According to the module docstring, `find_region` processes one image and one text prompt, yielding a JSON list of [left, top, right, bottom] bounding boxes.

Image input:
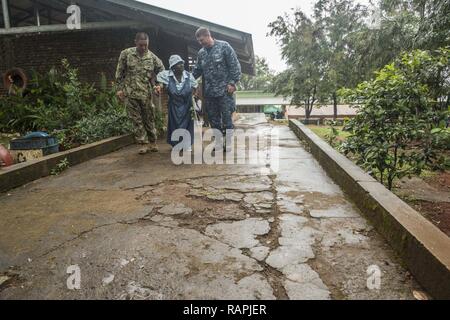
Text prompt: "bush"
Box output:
[[339, 48, 450, 190], [0, 59, 168, 150], [323, 120, 340, 147], [0, 60, 97, 134], [73, 104, 133, 144], [51, 158, 70, 176]]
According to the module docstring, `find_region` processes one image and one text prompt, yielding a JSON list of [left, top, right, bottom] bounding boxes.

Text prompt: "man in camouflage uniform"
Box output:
[[116, 32, 165, 154], [193, 27, 241, 152]]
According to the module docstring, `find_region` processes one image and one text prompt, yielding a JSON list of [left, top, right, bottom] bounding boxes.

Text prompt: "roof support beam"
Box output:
[[1, 0, 11, 28], [33, 1, 41, 27], [0, 20, 146, 35]]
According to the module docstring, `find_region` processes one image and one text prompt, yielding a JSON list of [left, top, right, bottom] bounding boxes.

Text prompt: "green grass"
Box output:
[[307, 126, 446, 182], [307, 125, 350, 142], [419, 169, 438, 179]]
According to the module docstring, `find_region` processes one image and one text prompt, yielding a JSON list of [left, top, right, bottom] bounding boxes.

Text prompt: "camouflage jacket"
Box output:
[[193, 40, 241, 98], [115, 47, 165, 100]]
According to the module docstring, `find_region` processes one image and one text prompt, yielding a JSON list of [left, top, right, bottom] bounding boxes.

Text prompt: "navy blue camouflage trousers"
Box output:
[[204, 94, 236, 134]]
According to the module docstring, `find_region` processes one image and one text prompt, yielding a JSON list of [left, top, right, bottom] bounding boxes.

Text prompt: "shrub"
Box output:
[[73, 104, 133, 144], [50, 158, 70, 176], [323, 120, 340, 147], [1, 59, 165, 149], [0, 60, 98, 134], [339, 48, 450, 190]]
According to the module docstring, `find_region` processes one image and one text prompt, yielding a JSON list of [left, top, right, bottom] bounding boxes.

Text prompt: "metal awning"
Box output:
[[0, 0, 255, 75]]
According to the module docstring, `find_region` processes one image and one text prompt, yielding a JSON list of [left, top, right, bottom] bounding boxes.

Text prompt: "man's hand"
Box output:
[[116, 90, 125, 101], [227, 84, 237, 95], [153, 85, 162, 96], [193, 88, 199, 99]]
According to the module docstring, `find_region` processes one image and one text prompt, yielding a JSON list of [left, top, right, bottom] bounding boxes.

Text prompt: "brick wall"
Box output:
[[0, 27, 194, 127], [0, 28, 161, 92], [0, 27, 206, 143]]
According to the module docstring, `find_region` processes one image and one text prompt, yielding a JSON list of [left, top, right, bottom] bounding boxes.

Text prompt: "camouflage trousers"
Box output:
[[124, 96, 157, 144], [204, 94, 236, 134]]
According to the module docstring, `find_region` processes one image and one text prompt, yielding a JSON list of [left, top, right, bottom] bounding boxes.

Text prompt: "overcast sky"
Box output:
[[139, 0, 318, 72]]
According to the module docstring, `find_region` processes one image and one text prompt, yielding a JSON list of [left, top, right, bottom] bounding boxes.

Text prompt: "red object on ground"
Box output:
[[0, 145, 13, 167]]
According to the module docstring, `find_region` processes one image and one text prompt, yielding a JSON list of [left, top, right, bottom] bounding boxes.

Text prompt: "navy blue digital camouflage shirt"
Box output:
[[193, 40, 242, 98]]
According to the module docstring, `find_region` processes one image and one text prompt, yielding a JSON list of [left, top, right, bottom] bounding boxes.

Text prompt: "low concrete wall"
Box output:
[[289, 119, 450, 300], [0, 134, 134, 193]]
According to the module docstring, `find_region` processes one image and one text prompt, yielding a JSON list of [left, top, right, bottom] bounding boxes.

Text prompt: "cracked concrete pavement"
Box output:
[[0, 114, 423, 300]]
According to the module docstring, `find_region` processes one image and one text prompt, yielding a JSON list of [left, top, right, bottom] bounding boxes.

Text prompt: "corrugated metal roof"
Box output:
[[104, 0, 255, 74], [1, 0, 255, 74]]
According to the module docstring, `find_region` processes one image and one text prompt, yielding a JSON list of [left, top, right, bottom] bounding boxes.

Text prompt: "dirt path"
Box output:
[[395, 173, 450, 237]]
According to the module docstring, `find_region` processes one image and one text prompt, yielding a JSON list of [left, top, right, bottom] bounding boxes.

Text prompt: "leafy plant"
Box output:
[[73, 104, 133, 145], [268, 10, 324, 119], [239, 56, 276, 91], [51, 158, 70, 176], [324, 120, 340, 147], [339, 48, 450, 190], [0, 60, 97, 134], [0, 60, 136, 149]]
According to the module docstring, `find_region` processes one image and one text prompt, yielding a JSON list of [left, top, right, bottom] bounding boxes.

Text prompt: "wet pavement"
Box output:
[[0, 114, 421, 300]]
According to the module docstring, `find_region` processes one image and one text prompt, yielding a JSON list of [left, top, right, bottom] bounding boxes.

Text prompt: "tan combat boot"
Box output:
[[138, 145, 150, 155], [149, 142, 159, 153]]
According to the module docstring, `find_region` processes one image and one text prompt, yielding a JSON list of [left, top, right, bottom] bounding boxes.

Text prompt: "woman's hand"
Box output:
[[153, 85, 162, 96]]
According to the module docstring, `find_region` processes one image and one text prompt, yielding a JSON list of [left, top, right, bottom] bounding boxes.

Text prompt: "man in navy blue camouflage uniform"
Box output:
[[193, 27, 241, 151]]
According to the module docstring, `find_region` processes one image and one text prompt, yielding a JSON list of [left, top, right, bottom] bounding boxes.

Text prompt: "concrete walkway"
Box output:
[[0, 114, 421, 299]]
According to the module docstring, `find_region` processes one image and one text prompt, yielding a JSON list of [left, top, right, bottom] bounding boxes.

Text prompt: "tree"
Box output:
[[314, 0, 368, 119], [239, 56, 275, 91], [350, 0, 450, 80], [340, 48, 450, 190], [349, 1, 419, 81], [268, 0, 449, 121], [268, 2, 369, 119], [268, 9, 326, 119], [412, 0, 450, 50]]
